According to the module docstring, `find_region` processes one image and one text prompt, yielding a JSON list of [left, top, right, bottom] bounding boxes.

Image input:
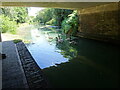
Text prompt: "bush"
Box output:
[[61, 18, 72, 33], [62, 10, 79, 36], [46, 18, 56, 25], [0, 15, 17, 34]]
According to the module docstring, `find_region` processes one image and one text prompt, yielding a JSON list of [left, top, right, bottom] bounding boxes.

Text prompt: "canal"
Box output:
[[21, 25, 119, 88]]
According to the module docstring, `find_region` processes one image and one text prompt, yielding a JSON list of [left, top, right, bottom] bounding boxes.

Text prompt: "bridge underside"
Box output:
[[0, 2, 120, 44], [1, 2, 111, 9]]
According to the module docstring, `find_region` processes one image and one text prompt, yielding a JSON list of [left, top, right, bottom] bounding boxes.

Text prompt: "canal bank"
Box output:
[[2, 41, 49, 88]]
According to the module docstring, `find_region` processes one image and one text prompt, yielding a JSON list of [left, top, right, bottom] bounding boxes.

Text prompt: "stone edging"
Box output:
[[15, 42, 49, 88]]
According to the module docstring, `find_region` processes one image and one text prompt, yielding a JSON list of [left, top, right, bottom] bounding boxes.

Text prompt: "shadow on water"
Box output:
[[43, 36, 119, 88], [43, 38, 119, 88], [25, 26, 119, 88]]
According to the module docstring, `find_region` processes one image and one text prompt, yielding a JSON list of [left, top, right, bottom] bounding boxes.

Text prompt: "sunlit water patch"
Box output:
[[26, 28, 69, 69]]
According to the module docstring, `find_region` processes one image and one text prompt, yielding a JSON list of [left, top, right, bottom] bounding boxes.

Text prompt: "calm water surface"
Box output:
[[24, 26, 119, 88]]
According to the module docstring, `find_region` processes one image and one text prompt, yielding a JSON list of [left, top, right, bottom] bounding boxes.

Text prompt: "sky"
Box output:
[[28, 7, 45, 16]]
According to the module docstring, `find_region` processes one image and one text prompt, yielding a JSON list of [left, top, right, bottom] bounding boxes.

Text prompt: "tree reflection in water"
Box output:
[[55, 36, 78, 60]]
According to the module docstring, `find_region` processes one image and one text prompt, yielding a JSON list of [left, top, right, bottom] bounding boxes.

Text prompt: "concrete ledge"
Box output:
[[2, 41, 28, 88]]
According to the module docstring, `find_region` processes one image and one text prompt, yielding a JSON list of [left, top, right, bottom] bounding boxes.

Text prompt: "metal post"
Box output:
[[0, 2, 2, 90], [0, 32, 1, 42]]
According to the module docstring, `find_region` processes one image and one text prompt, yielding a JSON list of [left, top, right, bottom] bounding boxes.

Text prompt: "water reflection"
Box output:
[[25, 26, 119, 88], [26, 27, 69, 69], [56, 38, 78, 60]]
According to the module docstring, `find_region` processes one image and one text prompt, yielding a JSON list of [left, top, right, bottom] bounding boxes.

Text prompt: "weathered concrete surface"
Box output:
[[77, 2, 120, 44], [1, 2, 112, 10], [2, 41, 28, 88]]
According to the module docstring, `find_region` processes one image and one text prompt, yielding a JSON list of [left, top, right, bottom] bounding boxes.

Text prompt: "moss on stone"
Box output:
[[13, 39, 22, 44]]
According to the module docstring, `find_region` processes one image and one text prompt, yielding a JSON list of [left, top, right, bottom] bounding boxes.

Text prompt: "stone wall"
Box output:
[[77, 2, 120, 44]]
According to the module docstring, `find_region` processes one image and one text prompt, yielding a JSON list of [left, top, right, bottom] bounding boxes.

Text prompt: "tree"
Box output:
[[13, 7, 28, 23], [62, 10, 79, 36], [0, 7, 28, 23], [34, 8, 53, 24], [52, 9, 73, 26], [0, 15, 17, 34], [34, 8, 73, 26], [0, 7, 28, 34]]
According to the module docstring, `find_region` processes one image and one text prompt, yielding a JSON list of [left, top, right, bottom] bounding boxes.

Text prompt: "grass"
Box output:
[[13, 39, 22, 44]]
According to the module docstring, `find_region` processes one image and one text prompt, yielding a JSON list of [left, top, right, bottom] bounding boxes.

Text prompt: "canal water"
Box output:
[[23, 25, 119, 88]]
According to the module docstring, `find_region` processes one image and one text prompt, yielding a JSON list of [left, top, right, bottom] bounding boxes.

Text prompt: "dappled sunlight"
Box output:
[[1, 23, 33, 42], [1, 33, 21, 41]]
